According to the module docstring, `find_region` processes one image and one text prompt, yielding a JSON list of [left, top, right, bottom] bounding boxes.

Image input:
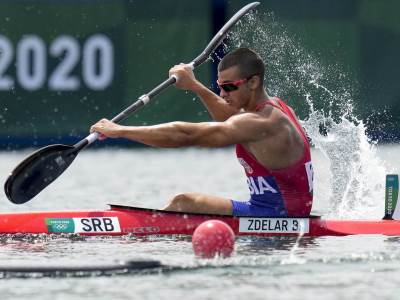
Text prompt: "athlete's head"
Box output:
[[217, 48, 265, 108], [218, 48, 265, 86]]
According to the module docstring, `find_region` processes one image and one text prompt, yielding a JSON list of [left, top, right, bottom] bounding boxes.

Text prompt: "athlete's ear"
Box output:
[[248, 75, 261, 90]]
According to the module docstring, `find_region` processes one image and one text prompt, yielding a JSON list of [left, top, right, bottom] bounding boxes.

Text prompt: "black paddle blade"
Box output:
[[4, 144, 77, 204]]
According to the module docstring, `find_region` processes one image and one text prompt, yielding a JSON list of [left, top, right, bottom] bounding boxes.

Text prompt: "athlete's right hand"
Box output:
[[169, 64, 200, 91]]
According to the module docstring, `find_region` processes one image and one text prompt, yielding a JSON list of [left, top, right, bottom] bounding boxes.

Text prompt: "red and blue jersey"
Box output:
[[235, 98, 313, 217]]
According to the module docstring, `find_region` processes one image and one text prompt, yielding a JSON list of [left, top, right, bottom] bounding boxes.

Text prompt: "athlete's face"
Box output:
[[217, 66, 250, 110]]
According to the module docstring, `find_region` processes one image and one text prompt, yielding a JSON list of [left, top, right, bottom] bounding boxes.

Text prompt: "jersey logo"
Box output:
[[238, 157, 253, 174], [305, 161, 313, 193], [247, 176, 278, 195]]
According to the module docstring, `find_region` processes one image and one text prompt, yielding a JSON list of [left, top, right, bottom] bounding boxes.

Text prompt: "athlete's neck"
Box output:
[[244, 89, 270, 112]]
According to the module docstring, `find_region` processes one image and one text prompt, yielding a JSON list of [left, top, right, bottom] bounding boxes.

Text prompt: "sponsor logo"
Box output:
[[55, 156, 66, 167], [45, 217, 121, 234], [123, 226, 160, 234], [239, 218, 309, 233]]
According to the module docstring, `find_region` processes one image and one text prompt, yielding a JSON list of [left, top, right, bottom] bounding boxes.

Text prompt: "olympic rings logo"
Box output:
[[46, 219, 74, 232], [53, 223, 69, 230]]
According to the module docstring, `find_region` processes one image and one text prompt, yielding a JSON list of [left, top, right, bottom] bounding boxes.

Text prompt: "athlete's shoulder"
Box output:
[[256, 102, 290, 125]]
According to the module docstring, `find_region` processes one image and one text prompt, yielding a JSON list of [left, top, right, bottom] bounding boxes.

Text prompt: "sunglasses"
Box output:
[[216, 74, 258, 92]]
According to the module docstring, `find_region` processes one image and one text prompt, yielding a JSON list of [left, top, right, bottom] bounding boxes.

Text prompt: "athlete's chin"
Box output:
[[231, 103, 241, 110], [226, 100, 237, 108]]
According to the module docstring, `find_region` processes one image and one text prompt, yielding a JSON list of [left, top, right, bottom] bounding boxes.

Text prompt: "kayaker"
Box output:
[[90, 48, 313, 217]]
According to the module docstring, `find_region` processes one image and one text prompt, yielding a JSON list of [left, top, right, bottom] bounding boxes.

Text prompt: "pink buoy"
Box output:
[[192, 220, 235, 258]]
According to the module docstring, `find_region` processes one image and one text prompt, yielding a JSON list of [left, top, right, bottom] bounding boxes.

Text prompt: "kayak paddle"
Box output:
[[4, 2, 260, 204]]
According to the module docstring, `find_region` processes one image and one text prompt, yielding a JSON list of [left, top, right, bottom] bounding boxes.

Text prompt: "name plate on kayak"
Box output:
[[239, 217, 310, 234], [45, 217, 121, 234]]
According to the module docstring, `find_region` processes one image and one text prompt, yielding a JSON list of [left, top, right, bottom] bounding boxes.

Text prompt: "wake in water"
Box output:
[[227, 12, 388, 219]]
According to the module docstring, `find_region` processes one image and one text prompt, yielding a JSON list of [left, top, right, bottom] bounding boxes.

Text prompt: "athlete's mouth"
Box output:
[[224, 98, 232, 105]]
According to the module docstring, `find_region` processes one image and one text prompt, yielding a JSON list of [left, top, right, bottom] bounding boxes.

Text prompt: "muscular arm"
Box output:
[[91, 110, 281, 148], [191, 82, 239, 122]]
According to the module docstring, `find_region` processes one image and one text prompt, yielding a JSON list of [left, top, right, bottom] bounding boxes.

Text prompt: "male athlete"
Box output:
[[90, 48, 313, 217]]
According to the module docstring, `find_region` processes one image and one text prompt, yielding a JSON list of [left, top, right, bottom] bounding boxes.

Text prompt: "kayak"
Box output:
[[1, 203, 400, 237], [1, 174, 398, 237]]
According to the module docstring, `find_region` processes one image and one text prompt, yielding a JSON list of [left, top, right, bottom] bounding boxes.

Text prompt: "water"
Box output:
[[0, 146, 399, 300]]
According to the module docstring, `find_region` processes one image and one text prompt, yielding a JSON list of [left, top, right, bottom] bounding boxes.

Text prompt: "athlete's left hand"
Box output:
[[90, 118, 123, 140]]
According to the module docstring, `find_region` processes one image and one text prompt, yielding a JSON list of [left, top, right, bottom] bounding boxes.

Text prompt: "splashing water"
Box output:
[[281, 220, 308, 265], [227, 12, 388, 218]]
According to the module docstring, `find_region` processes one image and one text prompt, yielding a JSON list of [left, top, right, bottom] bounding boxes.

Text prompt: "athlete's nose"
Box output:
[[219, 88, 228, 97]]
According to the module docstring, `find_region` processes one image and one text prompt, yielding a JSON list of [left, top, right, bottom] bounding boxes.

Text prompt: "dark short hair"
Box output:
[[218, 48, 265, 81]]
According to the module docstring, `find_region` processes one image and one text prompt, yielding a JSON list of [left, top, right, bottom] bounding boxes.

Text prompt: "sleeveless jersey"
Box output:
[[236, 97, 313, 216]]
